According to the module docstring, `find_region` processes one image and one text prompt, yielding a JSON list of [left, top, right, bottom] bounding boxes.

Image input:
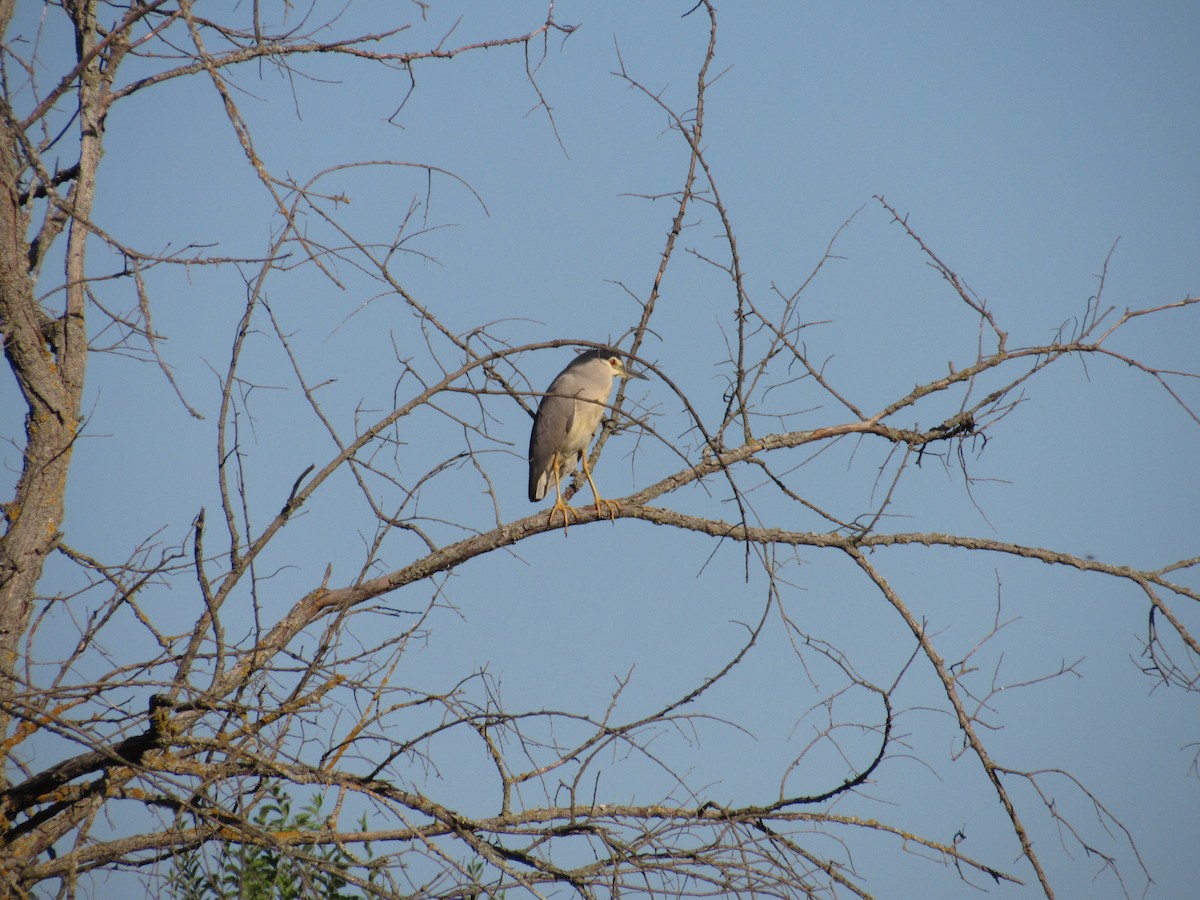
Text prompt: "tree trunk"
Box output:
[[0, 0, 97, 792]]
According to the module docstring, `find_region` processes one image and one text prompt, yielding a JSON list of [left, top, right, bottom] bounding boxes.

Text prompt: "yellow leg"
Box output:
[[545, 456, 578, 534], [581, 453, 620, 522]]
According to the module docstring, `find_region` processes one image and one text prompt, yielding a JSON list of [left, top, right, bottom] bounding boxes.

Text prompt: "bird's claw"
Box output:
[[546, 499, 578, 534], [594, 498, 620, 522]]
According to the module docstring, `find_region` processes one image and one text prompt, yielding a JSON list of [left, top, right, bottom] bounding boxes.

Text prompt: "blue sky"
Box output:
[[8, 1, 1199, 897]]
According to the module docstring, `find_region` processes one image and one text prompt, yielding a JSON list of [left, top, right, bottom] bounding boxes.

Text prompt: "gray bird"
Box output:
[[528, 348, 647, 533]]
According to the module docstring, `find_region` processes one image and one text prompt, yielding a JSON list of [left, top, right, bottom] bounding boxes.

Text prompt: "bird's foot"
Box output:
[[594, 498, 621, 523], [546, 498, 578, 534]]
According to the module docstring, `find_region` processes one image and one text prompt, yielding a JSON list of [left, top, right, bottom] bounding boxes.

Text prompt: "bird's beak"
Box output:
[[624, 368, 649, 381]]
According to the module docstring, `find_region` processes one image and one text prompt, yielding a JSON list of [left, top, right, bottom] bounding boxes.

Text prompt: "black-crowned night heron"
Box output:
[[528, 348, 647, 533]]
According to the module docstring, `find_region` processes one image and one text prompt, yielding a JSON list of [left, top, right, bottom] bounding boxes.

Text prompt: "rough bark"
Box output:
[[0, 0, 100, 792]]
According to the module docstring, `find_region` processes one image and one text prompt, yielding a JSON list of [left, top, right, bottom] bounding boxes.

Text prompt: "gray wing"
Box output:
[[528, 385, 578, 502]]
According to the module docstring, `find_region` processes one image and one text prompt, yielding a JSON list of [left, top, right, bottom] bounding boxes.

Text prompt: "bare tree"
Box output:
[[1, 2, 1196, 898]]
